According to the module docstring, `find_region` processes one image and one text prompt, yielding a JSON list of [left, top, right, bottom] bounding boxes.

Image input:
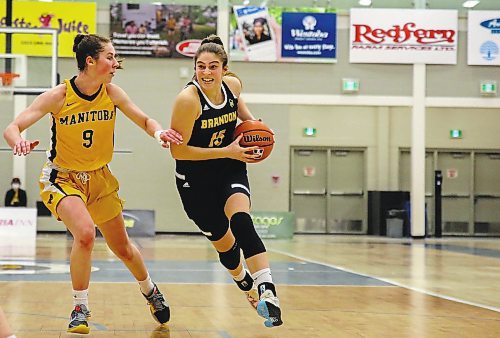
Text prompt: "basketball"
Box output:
[[234, 120, 275, 162]]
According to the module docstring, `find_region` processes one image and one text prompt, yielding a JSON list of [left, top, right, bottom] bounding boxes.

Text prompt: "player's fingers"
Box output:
[[161, 130, 183, 144], [17, 140, 29, 156], [243, 145, 259, 153], [234, 133, 243, 142]]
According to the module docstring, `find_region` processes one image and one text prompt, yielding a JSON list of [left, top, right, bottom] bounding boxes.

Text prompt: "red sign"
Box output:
[[176, 39, 202, 57]]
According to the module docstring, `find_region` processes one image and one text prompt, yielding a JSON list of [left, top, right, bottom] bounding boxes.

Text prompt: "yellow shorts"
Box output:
[[39, 161, 124, 224]]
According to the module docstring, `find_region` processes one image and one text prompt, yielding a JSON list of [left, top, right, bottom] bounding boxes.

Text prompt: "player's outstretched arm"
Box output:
[[107, 83, 182, 147], [3, 85, 64, 156]]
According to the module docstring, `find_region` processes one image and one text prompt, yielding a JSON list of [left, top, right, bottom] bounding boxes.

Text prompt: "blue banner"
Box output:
[[281, 12, 336, 59]]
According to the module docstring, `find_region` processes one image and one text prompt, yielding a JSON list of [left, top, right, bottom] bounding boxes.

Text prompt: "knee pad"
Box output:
[[230, 212, 266, 259], [218, 242, 241, 270]]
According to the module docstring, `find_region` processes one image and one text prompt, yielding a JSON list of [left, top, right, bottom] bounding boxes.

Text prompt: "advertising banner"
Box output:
[[0, 208, 37, 258], [230, 6, 337, 63], [349, 8, 458, 64], [110, 3, 217, 58], [122, 209, 155, 237], [0, 1, 96, 57], [468, 11, 500, 65], [251, 211, 295, 239], [281, 12, 336, 59]]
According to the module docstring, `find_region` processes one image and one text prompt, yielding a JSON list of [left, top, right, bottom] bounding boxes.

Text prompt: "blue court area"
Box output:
[[424, 243, 500, 259], [0, 259, 390, 286]]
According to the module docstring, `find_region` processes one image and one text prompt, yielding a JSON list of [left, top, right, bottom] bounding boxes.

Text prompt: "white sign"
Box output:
[[468, 11, 500, 65], [349, 8, 458, 64], [0, 208, 37, 258]]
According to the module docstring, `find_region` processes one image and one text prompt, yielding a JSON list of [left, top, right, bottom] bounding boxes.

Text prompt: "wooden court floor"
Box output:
[[1, 234, 500, 337]]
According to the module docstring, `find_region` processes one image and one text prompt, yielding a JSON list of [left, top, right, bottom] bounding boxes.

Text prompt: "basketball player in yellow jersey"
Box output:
[[3, 34, 183, 334]]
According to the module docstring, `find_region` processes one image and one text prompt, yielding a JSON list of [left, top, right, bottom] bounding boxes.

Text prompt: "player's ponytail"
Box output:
[[73, 34, 86, 53], [201, 34, 224, 48], [195, 34, 228, 67]]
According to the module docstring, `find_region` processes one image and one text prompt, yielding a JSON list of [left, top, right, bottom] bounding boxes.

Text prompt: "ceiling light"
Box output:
[[462, 1, 480, 8], [359, 0, 372, 6]]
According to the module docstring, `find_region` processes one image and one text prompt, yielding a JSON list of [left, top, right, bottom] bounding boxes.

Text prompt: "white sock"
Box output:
[[72, 289, 89, 308], [251, 268, 273, 287], [138, 275, 155, 295], [6, 335, 17, 338], [233, 268, 247, 282]]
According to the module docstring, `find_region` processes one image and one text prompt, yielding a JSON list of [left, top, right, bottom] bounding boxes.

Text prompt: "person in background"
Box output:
[[244, 17, 272, 45], [4, 177, 27, 207]]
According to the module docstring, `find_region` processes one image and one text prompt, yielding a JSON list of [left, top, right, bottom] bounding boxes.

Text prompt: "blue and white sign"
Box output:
[[468, 11, 500, 65], [281, 12, 336, 61]]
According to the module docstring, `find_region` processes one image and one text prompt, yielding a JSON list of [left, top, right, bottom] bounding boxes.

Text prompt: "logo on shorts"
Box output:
[[183, 182, 190, 188], [48, 194, 54, 204]]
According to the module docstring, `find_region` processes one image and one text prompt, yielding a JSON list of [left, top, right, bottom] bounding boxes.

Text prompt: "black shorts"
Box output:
[[175, 170, 251, 241]]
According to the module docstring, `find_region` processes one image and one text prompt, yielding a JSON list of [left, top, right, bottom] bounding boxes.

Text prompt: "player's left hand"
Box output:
[[13, 139, 39, 156]]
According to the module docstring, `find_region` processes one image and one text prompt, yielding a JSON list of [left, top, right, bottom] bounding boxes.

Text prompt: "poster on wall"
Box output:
[[110, 3, 217, 58], [467, 11, 500, 66], [0, 1, 96, 57], [349, 8, 458, 64], [230, 6, 337, 63]]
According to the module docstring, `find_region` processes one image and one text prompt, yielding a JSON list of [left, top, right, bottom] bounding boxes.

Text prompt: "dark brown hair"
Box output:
[[194, 34, 228, 67], [73, 34, 112, 71]]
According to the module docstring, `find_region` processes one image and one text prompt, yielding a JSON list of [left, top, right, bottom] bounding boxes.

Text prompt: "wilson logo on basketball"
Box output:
[[243, 134, 272, 143]]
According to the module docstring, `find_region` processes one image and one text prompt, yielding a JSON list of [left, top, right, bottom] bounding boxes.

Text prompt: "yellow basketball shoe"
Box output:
[[67, 304, 91, 334], [142, 283, 170, 324]]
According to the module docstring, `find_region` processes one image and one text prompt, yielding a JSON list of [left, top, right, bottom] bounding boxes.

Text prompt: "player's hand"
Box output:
[[13, 139, 39, 156], [155, 129, 183, 148], [228, 134, 260, 163]]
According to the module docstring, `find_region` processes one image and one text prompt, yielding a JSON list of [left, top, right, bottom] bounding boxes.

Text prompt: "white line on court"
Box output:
[[268, 248, 500, 314]]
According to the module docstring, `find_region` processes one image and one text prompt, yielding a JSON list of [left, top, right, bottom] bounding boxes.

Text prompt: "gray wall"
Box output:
[[1, 8, 499, 232]]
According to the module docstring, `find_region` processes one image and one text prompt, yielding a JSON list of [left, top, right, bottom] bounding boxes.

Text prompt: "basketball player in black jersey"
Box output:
[[167, 35, 282, 327]]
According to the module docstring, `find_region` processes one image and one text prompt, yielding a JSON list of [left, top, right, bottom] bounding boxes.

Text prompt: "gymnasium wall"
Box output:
[[1, 8, 499, 232]]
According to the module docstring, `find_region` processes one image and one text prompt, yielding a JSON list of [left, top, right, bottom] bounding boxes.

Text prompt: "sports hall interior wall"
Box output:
[[0, 8, 499, 232]]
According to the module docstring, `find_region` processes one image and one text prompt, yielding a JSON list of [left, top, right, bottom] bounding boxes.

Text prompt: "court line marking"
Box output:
[[269, 248, 500, 314]]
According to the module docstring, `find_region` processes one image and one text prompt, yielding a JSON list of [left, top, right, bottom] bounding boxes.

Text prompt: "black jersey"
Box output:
[[176, 80, 245, 181]]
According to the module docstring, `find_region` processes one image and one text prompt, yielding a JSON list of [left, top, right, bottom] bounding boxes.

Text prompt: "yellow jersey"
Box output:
[[47, 77, 116, 171]]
